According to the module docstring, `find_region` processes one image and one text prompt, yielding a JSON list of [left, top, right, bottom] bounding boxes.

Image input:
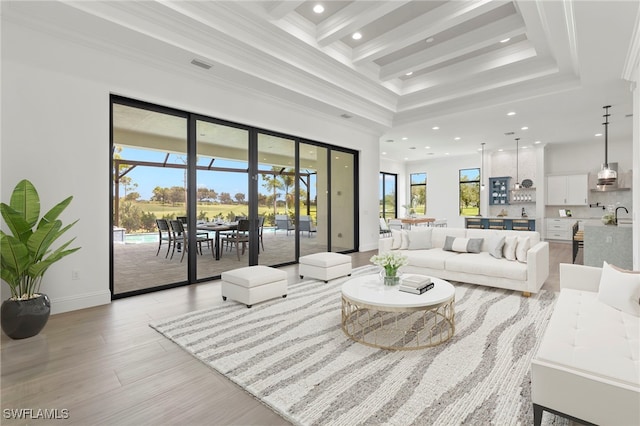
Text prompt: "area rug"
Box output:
[[150, 266, 564, 426]]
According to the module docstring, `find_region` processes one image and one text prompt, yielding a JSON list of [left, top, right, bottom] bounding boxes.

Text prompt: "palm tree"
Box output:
[[262, 167, 283, 216], [281, 168, 295, 214]]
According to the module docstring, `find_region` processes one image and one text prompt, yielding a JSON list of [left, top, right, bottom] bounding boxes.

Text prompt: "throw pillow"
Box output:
[[390, 229, 402, 250], [406, 228, 433, 250], [503, 236, 517, 261], [515, 236, 530, 263], [443, 236, 483, 253], [598, 261, 640, 317], [487, 234, 505, 259], [399, 230, 409, 250]]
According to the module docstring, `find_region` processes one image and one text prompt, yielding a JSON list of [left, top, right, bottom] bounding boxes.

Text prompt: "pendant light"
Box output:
[[514, 138, 520, 189], [596, 105, 617, 190], [480, 143, 486, 190]]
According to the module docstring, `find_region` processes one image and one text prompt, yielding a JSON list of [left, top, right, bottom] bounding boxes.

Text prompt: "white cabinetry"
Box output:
[[546, 174, 588, 205], [545, 218, 575, 241]]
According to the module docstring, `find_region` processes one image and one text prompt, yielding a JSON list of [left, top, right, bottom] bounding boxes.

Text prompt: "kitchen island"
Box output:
[[583, 221, 633, 269], [465, 217, 536, 231]]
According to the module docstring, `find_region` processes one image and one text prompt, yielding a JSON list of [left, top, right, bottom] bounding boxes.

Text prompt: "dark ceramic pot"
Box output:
[[1, 294, 51, 339]]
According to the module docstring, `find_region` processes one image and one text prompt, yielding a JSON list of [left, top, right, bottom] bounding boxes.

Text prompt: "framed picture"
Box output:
[[559, 209, 567, 217]]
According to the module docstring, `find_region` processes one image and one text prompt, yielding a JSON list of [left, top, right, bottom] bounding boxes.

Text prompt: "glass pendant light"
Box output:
[[596, 105, 617, 190]]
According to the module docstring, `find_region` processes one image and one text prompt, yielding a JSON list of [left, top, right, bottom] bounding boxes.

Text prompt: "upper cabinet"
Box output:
[[489, 176, 510, 205], [546, 174, 588, 205]]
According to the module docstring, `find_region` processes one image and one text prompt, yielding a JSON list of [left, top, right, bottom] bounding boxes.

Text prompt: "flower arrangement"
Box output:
[[370, 252, 408, 277]]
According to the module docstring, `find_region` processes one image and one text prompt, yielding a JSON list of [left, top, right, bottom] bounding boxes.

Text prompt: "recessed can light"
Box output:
[[405, 71, 413, 76], [507, 111, 516, 116], [521, 126, 529, 130], [382, 152, 387, 155], [425, 146, 431, 149], [454, 137, 461, 141], [313, 4, 324, 14], [500, 38, 511, 43], [498, 149, 504, 152], [352, 32, 362, 40], [432, 126, 439, 130], [402, 137, 408, 140], [595, 133, 602, 137], [534, 140, 541, 144]]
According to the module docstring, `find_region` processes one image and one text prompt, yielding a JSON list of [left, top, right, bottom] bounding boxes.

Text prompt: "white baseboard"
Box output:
[[359, 242, 379, 252], [50, 290, 111, 315]]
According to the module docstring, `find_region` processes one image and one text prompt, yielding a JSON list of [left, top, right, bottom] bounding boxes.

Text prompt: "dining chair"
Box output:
[[169, 220, 213, 262], [387, 219, 403, 231], [379, 218, 392, 237], [221, 219, 251, 260], [155, 219, 173, 258]]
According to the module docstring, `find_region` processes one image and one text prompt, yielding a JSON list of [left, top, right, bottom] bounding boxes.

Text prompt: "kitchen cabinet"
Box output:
[[489, 176, 510, 205], [546, 174, 588, 205], [545, 218, 576, 240]]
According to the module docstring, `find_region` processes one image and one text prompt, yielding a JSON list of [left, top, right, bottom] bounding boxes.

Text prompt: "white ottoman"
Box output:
[[299, 252, 352, 283], [221, 265, 288, 308]]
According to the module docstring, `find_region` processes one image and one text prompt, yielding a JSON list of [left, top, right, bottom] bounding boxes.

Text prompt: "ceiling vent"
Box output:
[[190, 59, 212, 69], [504, 131, 515, 136], [340, 113, 353, 119]]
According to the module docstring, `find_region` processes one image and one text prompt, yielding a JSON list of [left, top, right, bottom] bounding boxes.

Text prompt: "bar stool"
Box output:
[[488, 219, 506, 230], [466, 218, 484, 229], [512, 219, 531, 231]]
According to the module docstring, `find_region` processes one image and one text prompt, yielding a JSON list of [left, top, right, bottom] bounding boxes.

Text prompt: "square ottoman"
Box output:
[[221, 265, 288, 308], [299, 252, 352, 283]]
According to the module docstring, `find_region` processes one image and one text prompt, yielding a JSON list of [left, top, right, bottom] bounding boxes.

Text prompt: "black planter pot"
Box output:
[[1, 294, 51, 339]]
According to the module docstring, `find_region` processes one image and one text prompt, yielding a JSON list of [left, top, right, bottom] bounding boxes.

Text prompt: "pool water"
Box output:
[[125, 233, 159, 244]]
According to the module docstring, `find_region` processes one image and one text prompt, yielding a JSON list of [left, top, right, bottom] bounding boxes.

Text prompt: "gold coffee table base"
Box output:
[[341, 296, 455, 350]]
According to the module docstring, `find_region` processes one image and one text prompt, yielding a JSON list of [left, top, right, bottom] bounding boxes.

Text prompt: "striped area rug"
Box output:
[[150, 266, 565, 426]]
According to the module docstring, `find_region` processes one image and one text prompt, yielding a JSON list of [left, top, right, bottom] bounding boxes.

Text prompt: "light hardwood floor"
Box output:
[[1, 242, 576, 425]]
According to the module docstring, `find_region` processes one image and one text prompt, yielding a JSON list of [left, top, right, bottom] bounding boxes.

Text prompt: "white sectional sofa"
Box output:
[[378, 227, 549, 295], [531, 263, 640, 425]]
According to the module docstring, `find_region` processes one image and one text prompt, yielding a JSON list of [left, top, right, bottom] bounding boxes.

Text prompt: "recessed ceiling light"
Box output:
[[521, 126, 529, 130], [534, 140, 541, 144], [432, 126, 439, 130], [402, 137, 408, 140], [352, 32, 362, 40], [313, 4, 324, 14], [507, 111, 516, 116], [500, 38, 511, 43], [522, 146, 529, 149], [404, 157, 409, 161], [426, 37, 434, 43], [382, 152, 387, 155], [405, 71, 413, 76], [498, 149, 504, 152], [425, 146, 431, 149], [595, 133, 602, 137], [445, 152, 450, 155], [454, 137, 461, 141]]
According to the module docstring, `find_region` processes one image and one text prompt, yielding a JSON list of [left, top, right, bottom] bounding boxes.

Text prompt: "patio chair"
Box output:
[[169, 220, 213, 262], [275, 215, 294, 235], [298, 215, 317, 237], [388, 219, 403, 231], [221, 219, 251, 260], [155, 219, 173, 258]]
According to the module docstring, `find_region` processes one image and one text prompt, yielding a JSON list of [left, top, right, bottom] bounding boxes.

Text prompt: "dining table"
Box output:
[[197, 222, 238, 260], [400, 217, 435, 229]]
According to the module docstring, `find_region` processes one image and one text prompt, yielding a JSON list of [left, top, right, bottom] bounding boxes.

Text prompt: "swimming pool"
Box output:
[[125, 233, 159, 244]]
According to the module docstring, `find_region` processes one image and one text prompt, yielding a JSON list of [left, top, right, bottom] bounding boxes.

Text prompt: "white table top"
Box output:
[[341, 274, 455, 309]]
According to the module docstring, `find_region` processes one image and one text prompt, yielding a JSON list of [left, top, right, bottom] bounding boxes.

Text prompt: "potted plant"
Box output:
[[370, 252, 408, 286], [0, 179, 80, 339]]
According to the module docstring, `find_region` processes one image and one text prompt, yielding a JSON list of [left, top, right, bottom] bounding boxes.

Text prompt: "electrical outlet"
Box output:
[[72, 270, 80, 280], [605, 236, 613, 243]]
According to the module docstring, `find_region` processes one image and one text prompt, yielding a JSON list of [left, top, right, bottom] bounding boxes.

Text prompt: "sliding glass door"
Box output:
[[111, 96, 358, 298]]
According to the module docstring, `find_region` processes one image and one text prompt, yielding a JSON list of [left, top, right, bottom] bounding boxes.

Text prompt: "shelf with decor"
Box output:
[[489, 176, 510, 205], [511, 188, 536, 203]]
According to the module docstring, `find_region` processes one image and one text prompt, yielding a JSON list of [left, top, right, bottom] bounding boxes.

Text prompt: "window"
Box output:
[[459, 168, 480, 216], [409, 173, 426, 215], [379, 172, 397, 219]]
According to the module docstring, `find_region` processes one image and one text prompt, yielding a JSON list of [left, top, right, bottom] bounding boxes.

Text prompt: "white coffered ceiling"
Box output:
[[4, 1, 638, 161]]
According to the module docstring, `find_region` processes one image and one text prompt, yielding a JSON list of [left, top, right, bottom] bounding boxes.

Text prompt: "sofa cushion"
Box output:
[[445, 252, 528, 281], [406, 228, 432, 250], [391, 229, 409, 250], [487, 233, 505, 259], [404, 248, 459, 270], [431, 228, 467, 249], [515, 236, 530, 263], [503, 235, 517, 260], [535, 288, 639, 387], [598, 261, 640, 317]]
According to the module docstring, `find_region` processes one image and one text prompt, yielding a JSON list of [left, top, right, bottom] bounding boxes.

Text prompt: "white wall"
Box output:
[[406, 154, 481, 228], [1, 21, 381, 312]]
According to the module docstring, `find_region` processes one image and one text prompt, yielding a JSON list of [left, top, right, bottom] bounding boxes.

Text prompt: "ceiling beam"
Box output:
[[352, 0, 507, 64], [266, 1, 305, 20], [379, 13, 526, 81], [316, 1, 410, 47]]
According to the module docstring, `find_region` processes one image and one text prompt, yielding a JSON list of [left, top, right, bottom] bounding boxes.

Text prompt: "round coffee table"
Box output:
[[341, 274, 455, 350]]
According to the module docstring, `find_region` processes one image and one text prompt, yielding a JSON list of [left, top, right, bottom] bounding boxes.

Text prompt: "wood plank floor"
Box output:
[[1, 242, 576, 425]]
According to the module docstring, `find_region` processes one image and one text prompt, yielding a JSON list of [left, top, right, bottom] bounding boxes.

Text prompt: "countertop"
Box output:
[[473, 216, 537, 220]]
